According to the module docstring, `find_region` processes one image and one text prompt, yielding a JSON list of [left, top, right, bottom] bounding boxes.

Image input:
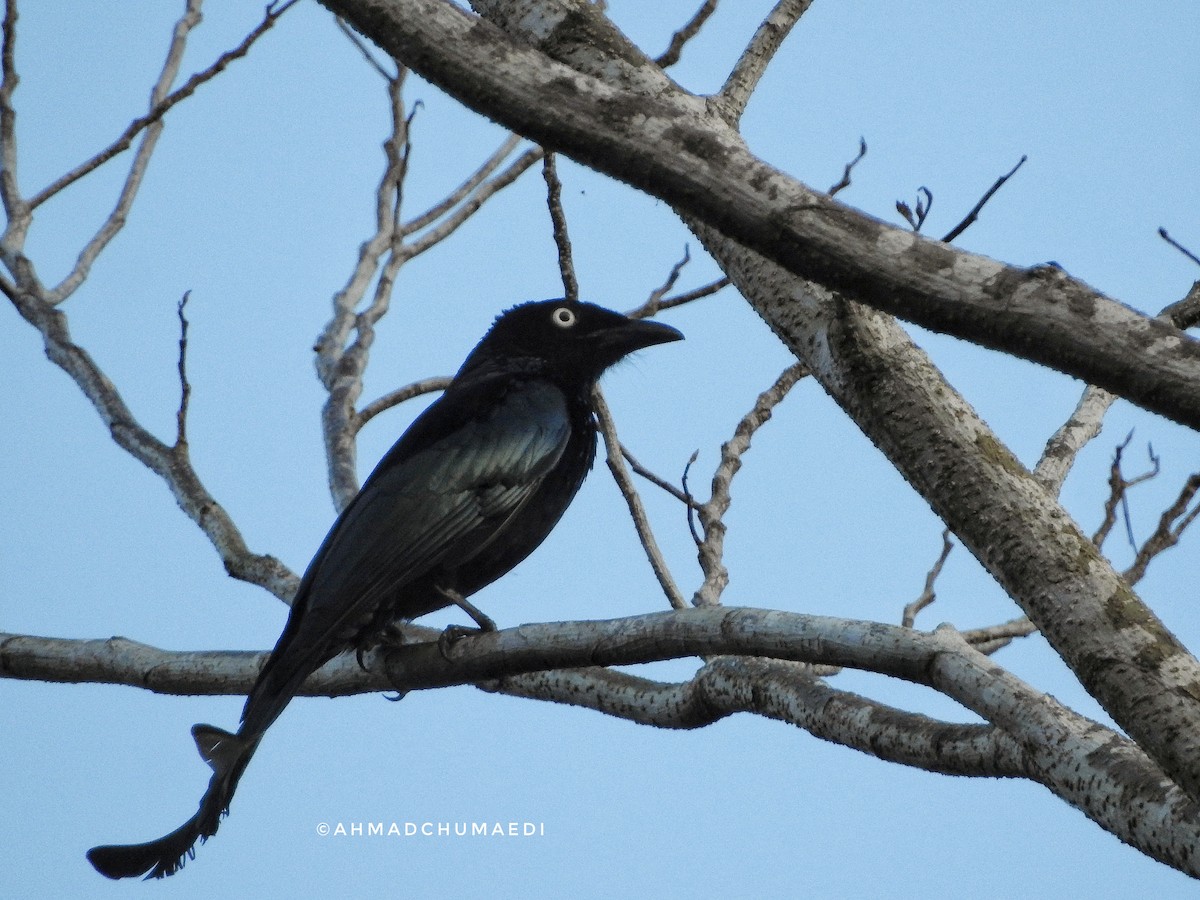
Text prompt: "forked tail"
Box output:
[[86, 724, 256, 880]]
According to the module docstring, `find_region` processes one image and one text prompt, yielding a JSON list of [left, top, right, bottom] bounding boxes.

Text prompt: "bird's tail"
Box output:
[[86, 724, 257, 880]]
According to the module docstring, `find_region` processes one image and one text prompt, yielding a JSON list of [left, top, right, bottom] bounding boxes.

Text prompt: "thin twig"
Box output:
[[627, 272, 730, 320], [683, 450, 702, 544], [901, 529, 953, 628], [175, 292, 192, 448], [28, 1, 296, 212], [402, 134, 527, 235], [542, 152, 578, 302], [655, 0, 718, 68], [1159, 228, 1200, 269], [694, 363, 808, 606], [621, 444, 697, 507], [941, 155, 1027, 243], [403, 147, 543, 258], [336, 15, 394, 79], [896, 187, 932, 233], [593, 388, 688, 610], [1092, 433, 1159, 549], [828, 137, 867, 197], [356, 376, 452, 431], [716, 0, 814, 124], [637, 246, 690, 317], [1123, 473, 1200, 586]]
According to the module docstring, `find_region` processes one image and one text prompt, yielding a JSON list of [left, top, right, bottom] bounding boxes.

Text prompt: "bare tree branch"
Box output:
[[336, 13, 394, 79], [330, 0, 1200, 434], [694, 362, 807, 607], [542, 151, 578, 302], [961, 616, 1037, 655], [1124, 473, 1200, 586], [902, 529, 953, 628], [1034, 282, 1200, 495], [1092, 433, 1159, 550], [0, 0, 22, 220], [941, 155, 1027, 243], [828, 137, 866, 197], [402, 145, 543, 256], [356, 375, 452, 431], [716, 0, 814, 124], [1159, 227, 1200, 269], [896, 186, 932, 232], [174, 292, 193, 448], [593, 388, 687, 610], [402, 133, 526, 234], [620, 444, 696, 507], [655, 0, 718, 68], [625, 245, 730, 319], [31, 1, 295, 213]]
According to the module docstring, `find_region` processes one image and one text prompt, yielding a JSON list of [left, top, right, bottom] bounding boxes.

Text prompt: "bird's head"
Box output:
[[459, 299, 683, 385]]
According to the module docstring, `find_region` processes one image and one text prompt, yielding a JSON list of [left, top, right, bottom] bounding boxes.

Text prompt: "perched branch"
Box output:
[[694, 362, 807, 607], [10, 607, 1198, 875], [828, 137, 866, 197], [593, 388, 687, 610], [941, 155, 1027, 243], [655, 0, 718, 68], [902, 529, 953, 628], [542, 151, 578, 302]]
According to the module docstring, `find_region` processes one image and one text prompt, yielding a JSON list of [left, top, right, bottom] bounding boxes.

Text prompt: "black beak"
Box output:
[[597, 317, 684, 359]]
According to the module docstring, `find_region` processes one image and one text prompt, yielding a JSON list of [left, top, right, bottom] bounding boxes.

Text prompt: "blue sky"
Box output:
[[3, 2, 1199, 897]]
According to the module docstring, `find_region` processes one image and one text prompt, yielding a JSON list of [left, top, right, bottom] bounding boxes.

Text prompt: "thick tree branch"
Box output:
[[403, 0, 1200, 807], [9, 605, 1200, 875], [325, 0, 1200, 434]]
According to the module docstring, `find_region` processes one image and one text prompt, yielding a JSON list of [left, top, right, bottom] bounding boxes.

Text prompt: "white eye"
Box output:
[[551, 306, 577, 328]]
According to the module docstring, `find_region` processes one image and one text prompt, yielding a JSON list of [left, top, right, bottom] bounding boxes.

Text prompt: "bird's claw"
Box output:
[[437, 624, 484, 660]]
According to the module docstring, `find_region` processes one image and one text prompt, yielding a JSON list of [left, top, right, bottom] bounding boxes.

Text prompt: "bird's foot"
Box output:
[[437, 624, 484, 660], [435, 586, 497, 632]]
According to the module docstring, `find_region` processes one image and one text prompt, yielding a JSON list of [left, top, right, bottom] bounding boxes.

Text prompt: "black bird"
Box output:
[[87, 299, 681, 879]]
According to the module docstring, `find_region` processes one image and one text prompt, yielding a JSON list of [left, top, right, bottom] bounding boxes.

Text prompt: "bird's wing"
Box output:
[[309, 377, 571, 612], [240, 376, 570, 732]]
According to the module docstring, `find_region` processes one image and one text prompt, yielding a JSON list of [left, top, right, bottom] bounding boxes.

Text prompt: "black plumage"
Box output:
[[87, 299, 681, 879]]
